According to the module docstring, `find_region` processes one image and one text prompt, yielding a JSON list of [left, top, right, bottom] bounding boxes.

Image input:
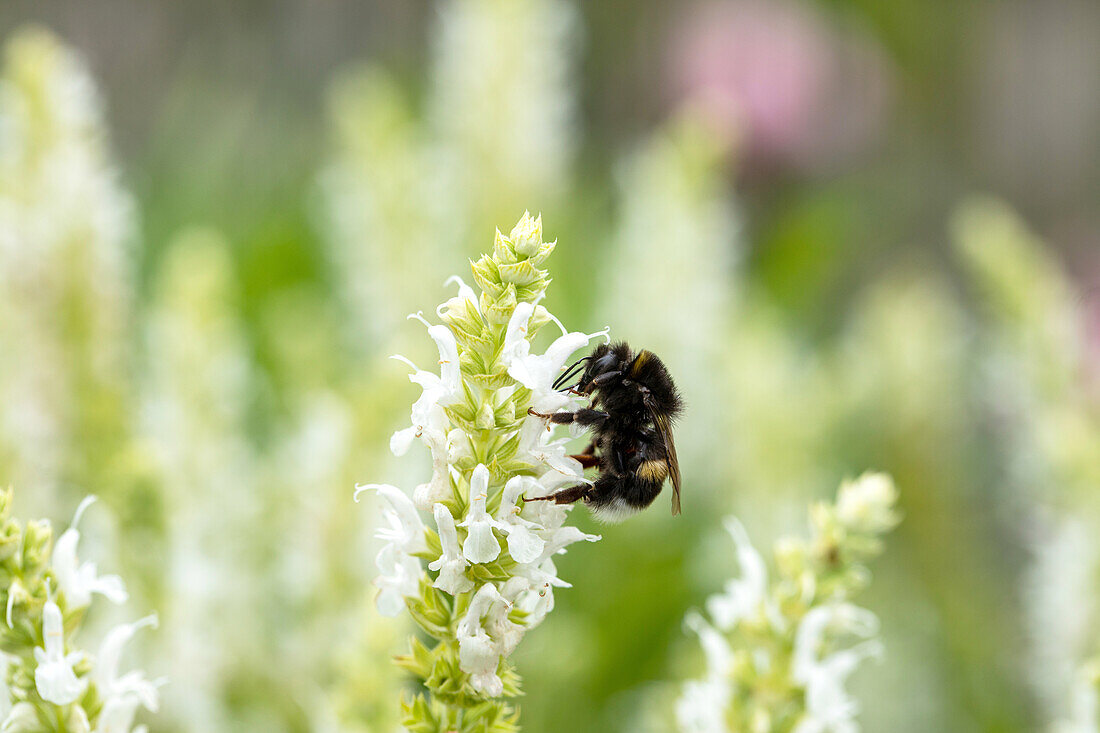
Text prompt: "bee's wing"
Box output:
[[646, 395, 682, 516]]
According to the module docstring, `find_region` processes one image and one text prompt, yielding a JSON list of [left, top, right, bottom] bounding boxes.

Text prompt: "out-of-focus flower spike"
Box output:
[[678, 476, 898, 732]]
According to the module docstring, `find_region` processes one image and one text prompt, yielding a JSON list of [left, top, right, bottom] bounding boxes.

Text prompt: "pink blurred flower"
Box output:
[[668, 0, 891, 172]]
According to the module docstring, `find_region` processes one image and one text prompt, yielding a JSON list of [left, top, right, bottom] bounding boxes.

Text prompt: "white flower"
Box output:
[[34, 601, 87, 705], [355, 484, 427, 616], [93, 615, 161, 733], [435, 275, 480, 321], [391, 395, 453, 509], [792, 603, 879, 682], [1055, 664, 1100, 733], [409, 312, 462, 406], [513, 470, 580, 534], [505, 526, 598, 629], [68, 705, 91, 733], [685, 611, 733, 680], [835, 473, 899, 535], [355, 483, 427, 555], [458, 465, 506, 564], [496, 477, 546, 563], [539, 525, 601, 558], [1, 703, 40, 733], [456, 583, 506, 697], [502, 302, 608, 413], [390, 313, 464, 508], [791, 604, 882, 733], [52, 496, 128, 609], [6, 579, 29, 629], [373, 544, 423, 617], [675, 678, 730, 733], [516, 417, 586, 491], [491, 578, 530, 657], [512, 558, 570, 627], [428, 504, 473, 595], [706, 518, 768, 631]]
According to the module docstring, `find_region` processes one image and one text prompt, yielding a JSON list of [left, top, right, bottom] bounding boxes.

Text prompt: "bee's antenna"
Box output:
[[553, 355, 591, 390]]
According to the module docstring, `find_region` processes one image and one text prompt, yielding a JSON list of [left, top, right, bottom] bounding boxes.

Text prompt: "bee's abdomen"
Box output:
[[585, 471, 665, 523], [635, 459, 668, 483]]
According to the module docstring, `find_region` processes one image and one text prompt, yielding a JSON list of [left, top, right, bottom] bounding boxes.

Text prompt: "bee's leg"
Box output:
[[522, 484, 593, 505], [527, 407, 609, 427], [579, 370, 622, 393], [568, 453, 600, 469], [568, 442, 599, 469]]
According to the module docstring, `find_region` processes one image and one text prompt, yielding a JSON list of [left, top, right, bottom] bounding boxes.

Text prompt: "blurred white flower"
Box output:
[[0, 29, 136, 499], [835, 473, 899, 535], [706, 517, 768, 630], [1028, 514, 1100, 723], [52, 496, 128, 610], [791, 604, 881, 733], [429, 0, 578, 207], [1054, 661, 1100, 733], [356, 483, 428, 554], [93, 615, 162, 733], [34, 600, 87, 705], [685, 611, 734, 679], [373, 544, 423, 618], [1, 703, 40, 733], [356, 483, 427, 616], [675, 678, 730, 733]]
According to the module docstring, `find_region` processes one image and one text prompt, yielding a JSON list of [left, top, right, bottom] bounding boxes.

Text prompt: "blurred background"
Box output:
[[2, 1, 1099, 731]]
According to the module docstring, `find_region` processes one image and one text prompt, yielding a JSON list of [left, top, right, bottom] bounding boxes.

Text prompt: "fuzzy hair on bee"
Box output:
[[525, 341, 683, 522]]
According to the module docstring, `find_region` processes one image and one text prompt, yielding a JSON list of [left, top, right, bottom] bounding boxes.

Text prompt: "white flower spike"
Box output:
[[359, 216, 602, 726]]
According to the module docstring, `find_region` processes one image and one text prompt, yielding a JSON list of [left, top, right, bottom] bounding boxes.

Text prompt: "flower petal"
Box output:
[[505, 525, 544, 564], [463, 524, 501, 564]]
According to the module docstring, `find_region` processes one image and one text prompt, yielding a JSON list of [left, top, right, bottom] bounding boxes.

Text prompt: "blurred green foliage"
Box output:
[[2, 0, 1100, 731]]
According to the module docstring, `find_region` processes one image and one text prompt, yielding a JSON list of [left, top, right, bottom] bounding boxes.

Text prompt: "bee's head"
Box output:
[[575, 342, 633, 394]]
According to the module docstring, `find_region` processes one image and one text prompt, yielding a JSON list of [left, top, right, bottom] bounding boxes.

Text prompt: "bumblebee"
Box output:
[[526, 341, 683, 521]]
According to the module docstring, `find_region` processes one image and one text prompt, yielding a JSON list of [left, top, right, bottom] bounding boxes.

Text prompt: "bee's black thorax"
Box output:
[[581, 342, 683, 423]]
